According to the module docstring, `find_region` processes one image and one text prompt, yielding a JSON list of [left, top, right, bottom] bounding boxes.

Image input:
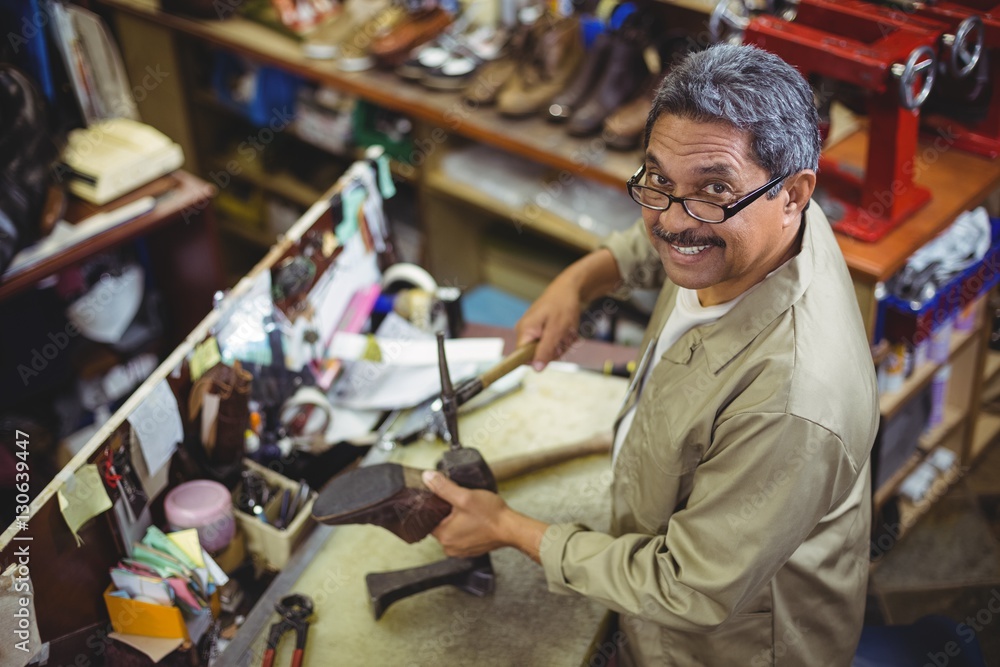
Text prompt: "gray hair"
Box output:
[[644, 44, 821, 197]]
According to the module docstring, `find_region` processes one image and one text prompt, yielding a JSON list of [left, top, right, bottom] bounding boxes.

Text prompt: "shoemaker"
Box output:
[[421, 44, 879, 665]]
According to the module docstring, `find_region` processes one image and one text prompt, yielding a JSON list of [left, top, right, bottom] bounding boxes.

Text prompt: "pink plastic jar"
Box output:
[[164, 480, 235, 553]]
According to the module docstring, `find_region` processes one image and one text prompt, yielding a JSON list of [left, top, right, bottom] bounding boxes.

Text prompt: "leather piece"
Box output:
[[567, 28, 649, 137], [370, 7, 453, 67], [496, 15, 583, 117], [546, 30, 612, 122]]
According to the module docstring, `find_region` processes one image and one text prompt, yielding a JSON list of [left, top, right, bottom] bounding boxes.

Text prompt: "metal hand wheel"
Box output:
[[709, 0, 753, 45], [892, 45, 937, 110], [944, 15, 985, 79]]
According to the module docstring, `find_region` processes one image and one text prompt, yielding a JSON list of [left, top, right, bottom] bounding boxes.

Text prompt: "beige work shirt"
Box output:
[[540, 204, 879, 666]]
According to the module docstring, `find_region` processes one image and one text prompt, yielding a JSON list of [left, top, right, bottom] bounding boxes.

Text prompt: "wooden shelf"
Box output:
[[0, 171, 215, 302], [919, 405, 967, 451], [972, 411, 1000, 462], [873, 411, 960, 513], [101, 0, 1000, 287], [218, 215, 277, 248], [985, 349, 1000, 386], [878, 325, 981, 420], [100, 0, 640, 189], [208, 158, 322, 208], [423, 167, 602, 254]]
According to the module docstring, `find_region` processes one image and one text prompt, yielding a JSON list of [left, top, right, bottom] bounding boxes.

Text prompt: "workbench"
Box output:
[[230, 367, 628, 667]]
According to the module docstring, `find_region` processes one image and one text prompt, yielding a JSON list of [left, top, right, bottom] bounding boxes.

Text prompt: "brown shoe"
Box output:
[[371, 7, 453, 68], [496, 14, 584, 118], [462, 56, 517, 106], [604, 76, 660, 151], [313, 448, 496, 544], [568, 34, 649, 136], [547, 30, 613, 122]]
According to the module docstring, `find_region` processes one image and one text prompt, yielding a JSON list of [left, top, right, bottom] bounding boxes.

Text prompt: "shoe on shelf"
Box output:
[[546, 29, 613, 122], [336, 4, 407, 72], [603, 75, 659, 151], [370, 6, 454, 68], [461, 11, 535, 106], [567, 22, 650, 137], [313, 449, 496, 544], [496, 13, 584, 118], [420, 24, 509, 91], [396, 41, 454, 81], [303, 0, 389, 60]]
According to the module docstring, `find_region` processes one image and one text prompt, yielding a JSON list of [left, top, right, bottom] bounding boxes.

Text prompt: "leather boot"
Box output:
[[496, 14, 584, 118], [567, 25, 649, 137], [546, 30, 613, 122], [462, 16, 532, 106], [313, 448, 496, 544], [604, 75, 660, 151]]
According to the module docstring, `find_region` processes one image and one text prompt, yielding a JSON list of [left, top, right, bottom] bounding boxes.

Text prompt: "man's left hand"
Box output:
[[423, 471, 550, 563]]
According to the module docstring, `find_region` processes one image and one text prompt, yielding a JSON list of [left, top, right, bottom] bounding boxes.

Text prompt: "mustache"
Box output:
[[652, 224, 726, 248]]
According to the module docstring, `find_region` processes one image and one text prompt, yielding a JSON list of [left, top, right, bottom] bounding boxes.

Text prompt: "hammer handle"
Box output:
[[490, 430, 613, 483], [479, 341, 538, 390]]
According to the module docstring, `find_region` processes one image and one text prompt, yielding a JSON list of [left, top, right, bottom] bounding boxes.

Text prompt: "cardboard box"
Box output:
[[103, 586, 190, 641], [234, 459, 316, 570]]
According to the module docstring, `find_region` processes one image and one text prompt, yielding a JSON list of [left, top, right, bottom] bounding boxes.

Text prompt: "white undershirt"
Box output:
[[612, 288, 740, 463]]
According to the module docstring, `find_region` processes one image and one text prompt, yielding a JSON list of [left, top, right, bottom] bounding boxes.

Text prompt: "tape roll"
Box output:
[[381, 262, 438, 294], [280, 386, 334, 453]]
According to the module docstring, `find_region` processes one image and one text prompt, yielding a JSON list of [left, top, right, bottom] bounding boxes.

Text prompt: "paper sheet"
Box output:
[[110, 570, 173, 606], [109, 633, 183, 664], [332, 314, 492, 411], [329, 334, 503, 366], [127, 380, 184, 477], [167, 530, 205, 569], [57, 464, 113, 545]]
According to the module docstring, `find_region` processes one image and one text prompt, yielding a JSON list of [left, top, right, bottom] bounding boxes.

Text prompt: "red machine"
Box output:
[[745, 0, 948, 241], [901, 0, 999, 157]]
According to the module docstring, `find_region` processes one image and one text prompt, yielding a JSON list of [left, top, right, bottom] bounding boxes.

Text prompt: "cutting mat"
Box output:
[[250, 367, 627, 666]]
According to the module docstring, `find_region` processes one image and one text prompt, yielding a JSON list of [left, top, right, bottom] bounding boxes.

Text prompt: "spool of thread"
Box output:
[[164, 480, 235, 553]]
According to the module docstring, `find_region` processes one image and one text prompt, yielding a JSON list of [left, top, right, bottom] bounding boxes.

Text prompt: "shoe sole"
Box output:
[[312, 464, 451, 543]]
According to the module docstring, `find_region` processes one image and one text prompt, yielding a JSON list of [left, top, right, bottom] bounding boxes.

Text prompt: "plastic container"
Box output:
[[929, 319, 954, 364], [164, 480, 236, 553], [926, 364, 951, 432], [233, 459, 316, 571]]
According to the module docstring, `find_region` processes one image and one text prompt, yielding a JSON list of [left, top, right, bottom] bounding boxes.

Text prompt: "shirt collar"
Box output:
[[694, 203, 822, 373]]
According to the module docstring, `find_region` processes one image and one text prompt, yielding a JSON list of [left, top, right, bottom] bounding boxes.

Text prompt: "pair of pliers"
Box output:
[[261, 594, 313, 667]]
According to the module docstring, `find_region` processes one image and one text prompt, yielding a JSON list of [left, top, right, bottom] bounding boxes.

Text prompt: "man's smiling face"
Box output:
[[641, 114, 801, 306]]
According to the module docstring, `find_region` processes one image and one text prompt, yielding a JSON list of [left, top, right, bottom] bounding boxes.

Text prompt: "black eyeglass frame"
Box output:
[[626, 164, 790, 224]]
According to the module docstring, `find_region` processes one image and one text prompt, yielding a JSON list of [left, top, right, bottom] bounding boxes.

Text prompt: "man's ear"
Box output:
[[783, 170, 816, 224]]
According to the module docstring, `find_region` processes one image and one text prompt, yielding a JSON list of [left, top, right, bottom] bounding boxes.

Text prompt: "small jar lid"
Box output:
[[164, 480, 232, 528]]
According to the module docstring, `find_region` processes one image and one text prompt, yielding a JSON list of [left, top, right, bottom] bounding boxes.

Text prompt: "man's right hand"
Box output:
[[515, 248, 623, 370], [516, 278, 583, 370]]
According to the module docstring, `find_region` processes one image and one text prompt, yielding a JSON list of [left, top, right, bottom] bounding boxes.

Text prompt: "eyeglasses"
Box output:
[[626, 165, 789, 224]]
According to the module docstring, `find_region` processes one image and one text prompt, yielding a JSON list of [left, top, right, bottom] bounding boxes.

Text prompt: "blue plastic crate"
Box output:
[[211, 50, 301, 127], [881, 217, 1000, 345]]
